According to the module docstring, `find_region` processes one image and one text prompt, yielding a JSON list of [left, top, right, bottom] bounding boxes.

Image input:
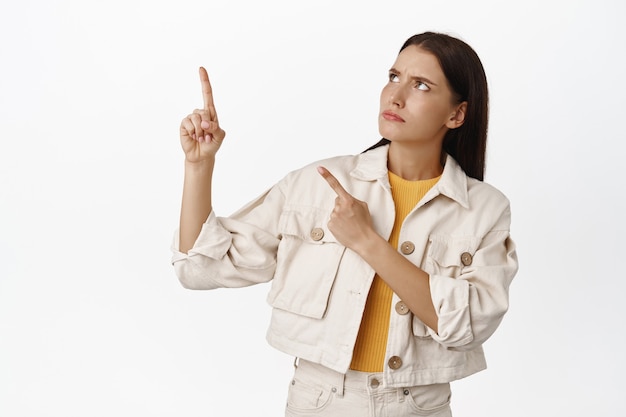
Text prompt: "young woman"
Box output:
[[172, 31, 518, 417]]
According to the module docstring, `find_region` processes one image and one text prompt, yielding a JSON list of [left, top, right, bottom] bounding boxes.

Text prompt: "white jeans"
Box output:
[[285, 359, 452, 417]]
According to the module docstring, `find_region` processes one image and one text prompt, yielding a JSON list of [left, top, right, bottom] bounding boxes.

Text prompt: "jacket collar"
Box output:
[[351, 144, 470, 209]]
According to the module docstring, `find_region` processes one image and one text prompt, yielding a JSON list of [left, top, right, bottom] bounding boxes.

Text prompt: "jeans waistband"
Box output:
[[295, 358, 390, 397]]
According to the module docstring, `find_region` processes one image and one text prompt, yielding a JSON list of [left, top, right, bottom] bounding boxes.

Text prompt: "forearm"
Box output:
[[179, 158, 215, 253], [357, 234, 439, 332]]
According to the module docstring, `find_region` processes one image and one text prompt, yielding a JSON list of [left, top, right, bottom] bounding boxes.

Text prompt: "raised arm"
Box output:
[[178, 67, 226, 253]]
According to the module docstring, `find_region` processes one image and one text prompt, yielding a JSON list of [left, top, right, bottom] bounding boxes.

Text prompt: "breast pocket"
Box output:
[[267, 207, 345, 319], [424, 234, 481, 278]]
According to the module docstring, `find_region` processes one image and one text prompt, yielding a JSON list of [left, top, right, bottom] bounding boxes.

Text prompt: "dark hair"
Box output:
[[365, 32, 489, 181]]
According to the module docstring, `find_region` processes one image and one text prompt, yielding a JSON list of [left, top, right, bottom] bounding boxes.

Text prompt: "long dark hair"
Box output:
[[365, 32, 489, 181]]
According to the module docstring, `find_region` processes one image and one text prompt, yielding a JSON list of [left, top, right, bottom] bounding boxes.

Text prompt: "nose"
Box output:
[[387, 84, 405, 108]]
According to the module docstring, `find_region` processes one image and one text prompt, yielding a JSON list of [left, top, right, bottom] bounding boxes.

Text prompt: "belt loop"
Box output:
[[293, 357, 299, 369], [334, 372, 346, 398]]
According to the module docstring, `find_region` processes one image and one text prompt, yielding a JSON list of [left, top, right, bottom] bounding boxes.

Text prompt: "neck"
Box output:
[[387, 141, 444, 181]]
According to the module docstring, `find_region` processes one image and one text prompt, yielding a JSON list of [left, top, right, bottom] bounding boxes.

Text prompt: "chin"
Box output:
[[379, 121, 413, 142], [378, 131, 406, 143], [378, 126, 398, 142]]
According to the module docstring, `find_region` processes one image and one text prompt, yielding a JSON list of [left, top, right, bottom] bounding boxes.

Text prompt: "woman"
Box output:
[[172, 31, 518, 417]]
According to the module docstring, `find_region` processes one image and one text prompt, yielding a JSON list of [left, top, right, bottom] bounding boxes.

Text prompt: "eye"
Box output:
[[388, 73, 399, 83], [416, 81, 430, 91]]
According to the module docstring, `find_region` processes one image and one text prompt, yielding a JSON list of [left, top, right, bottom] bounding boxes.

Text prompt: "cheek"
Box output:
[[408, 98, 448, 121]]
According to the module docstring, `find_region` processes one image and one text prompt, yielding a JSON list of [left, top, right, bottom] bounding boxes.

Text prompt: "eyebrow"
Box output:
[[389, 67, 438, 86]]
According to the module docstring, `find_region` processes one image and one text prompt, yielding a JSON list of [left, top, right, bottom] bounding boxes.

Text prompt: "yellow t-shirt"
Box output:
[[349, 171, 441, 372]]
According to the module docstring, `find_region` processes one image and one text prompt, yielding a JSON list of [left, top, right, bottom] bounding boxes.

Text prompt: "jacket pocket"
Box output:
[[424, 234, 481, 278], [412, 315, 432, 338], [267, 207, 345, 319]]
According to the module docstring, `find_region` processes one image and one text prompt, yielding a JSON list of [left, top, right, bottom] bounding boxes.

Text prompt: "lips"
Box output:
[[382, 110, 405, 122]]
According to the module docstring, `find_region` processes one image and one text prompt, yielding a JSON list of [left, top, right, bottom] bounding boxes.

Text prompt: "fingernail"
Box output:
[[201, 121, 210, 129], [192, 133, 196, 140]]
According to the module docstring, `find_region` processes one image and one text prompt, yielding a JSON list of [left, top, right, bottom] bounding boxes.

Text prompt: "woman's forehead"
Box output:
[[393, 46, 440, 71], [391, 45, 446, 84]]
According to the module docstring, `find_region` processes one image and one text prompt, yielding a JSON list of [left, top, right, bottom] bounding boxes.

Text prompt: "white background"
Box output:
[[1, 0, 625, 416]]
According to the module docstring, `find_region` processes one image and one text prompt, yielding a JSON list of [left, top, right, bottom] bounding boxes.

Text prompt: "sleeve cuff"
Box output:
[[428, 274, 473, 347], [170, 211, 233, 264]]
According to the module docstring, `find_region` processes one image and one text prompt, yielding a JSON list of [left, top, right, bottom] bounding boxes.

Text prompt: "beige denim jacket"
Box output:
[[171, 145, 518, 387]]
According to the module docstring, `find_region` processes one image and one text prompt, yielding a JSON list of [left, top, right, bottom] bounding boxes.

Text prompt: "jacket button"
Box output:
[[395, 301, 409, 315], [460, 252, 473, 266], [400, 241, 415, 255], [310, 228, 324, 241], [388, 356, 403, 370], [370, 378, 380, 388]]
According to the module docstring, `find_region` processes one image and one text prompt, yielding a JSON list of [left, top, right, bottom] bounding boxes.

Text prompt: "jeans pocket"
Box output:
[[286, 377, 333, 414], [404, 383, 452, 416]]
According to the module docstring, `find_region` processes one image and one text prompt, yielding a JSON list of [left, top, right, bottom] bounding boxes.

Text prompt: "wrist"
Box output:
[[354, 231, 387, 259], [184, 157, 215, 173]]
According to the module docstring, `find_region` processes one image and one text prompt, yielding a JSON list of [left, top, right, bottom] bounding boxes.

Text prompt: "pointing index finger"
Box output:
[[317, 166, 351, 199], [199, 66, 215, 112]]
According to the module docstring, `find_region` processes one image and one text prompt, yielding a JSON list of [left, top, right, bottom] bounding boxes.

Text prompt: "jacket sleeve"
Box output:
[[170, 182, 286, 290], [427, 204, 519, 350]]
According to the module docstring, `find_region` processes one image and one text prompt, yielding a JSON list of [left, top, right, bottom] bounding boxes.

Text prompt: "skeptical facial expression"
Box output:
[[379, 45, 465, 146]]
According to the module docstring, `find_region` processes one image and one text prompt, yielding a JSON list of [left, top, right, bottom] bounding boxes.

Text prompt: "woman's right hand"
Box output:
[[179, 67, 226, 163]]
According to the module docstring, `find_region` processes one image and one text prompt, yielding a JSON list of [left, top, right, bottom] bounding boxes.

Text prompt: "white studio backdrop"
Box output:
[[1, 0, 625, 416]]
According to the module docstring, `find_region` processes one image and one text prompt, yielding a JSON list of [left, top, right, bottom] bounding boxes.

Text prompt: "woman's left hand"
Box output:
[[317, 166, 378, 254]]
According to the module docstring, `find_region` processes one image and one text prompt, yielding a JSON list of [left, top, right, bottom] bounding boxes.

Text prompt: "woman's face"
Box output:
[[378, 45, 465, 147]]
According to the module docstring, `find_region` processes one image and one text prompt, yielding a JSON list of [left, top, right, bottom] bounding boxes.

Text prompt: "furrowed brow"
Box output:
[[388, 67, 438, 86]]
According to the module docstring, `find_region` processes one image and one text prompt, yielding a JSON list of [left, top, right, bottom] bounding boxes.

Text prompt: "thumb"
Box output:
[[201, 120, 226, 142]]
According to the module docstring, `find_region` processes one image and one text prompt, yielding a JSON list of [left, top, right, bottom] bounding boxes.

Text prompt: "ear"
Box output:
[[445, 101, 467, 129]]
